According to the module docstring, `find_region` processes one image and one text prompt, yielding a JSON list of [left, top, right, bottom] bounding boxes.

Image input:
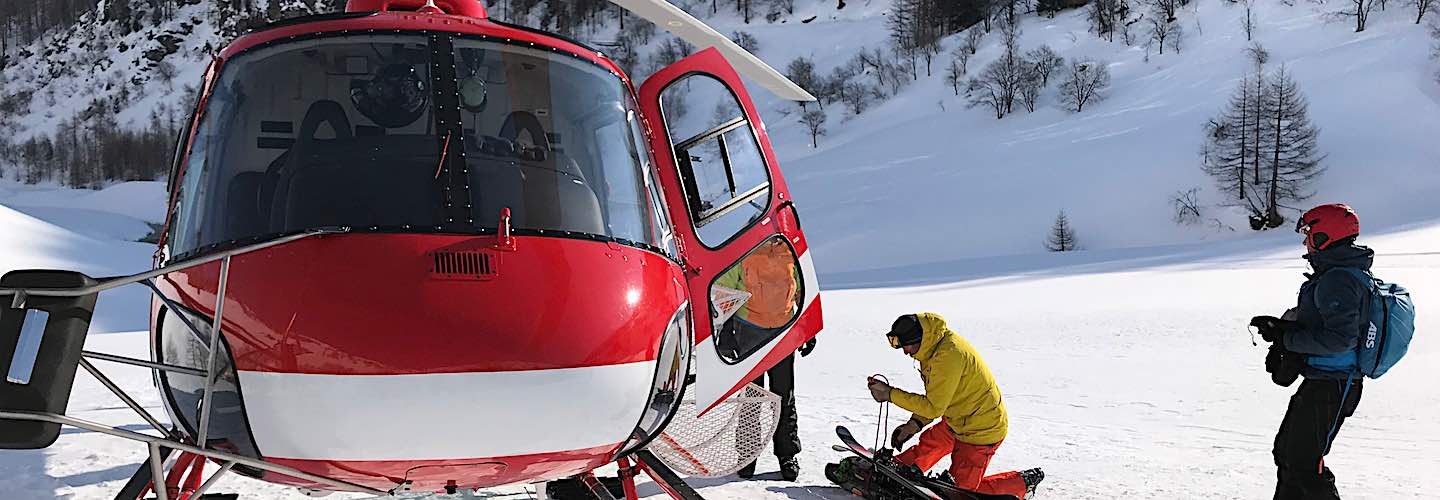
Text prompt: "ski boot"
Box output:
[[873, 448, 925, 483], [779, 455, 801, 481], [1019, 468, 1045, 496]]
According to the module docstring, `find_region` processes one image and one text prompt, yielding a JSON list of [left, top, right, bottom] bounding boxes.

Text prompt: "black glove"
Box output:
[[891, 419, 922, 449], [866, 377, 892, 402], [1265, 344, 1305, 387], [1249, 315, 1298, 344], [799, 338, 817, 357]]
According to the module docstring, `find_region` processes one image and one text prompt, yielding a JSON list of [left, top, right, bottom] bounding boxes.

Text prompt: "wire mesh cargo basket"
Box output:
[[646, 383, 781, 477]]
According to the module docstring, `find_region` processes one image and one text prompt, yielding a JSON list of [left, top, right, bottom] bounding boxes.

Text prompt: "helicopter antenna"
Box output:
[[606, 0, 817, 102]]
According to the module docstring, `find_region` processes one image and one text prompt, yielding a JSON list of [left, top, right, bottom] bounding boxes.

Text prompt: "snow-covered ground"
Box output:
[[747, 1, 1440, 272], [2, 0, 1439, 498], [2, 184, 1438, 499]]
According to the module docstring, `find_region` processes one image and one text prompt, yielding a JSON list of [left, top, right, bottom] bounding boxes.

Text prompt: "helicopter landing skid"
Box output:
[[537, 450, 702, 500]]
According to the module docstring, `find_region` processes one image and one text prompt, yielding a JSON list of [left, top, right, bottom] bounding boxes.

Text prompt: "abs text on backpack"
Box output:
[[1307, 268, 1415, 378]]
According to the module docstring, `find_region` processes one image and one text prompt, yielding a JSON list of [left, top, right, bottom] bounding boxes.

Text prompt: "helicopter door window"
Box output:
[[658, 75, 772, 248], [710, 235, 804, 363]]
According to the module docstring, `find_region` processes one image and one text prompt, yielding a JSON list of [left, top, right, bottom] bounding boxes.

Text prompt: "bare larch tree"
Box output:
[[1258, 66, 1326, 227], [1060, 60, 1111, 112]]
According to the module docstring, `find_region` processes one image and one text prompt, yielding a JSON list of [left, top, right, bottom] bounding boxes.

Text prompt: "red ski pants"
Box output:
[[895, 419, 1028, 499]]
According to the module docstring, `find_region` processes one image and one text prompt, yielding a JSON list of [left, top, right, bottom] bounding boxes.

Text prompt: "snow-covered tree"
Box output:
[[997, 0, 1023, 26], [1202, 73, 1266, 218], [1038, 0, 1067, 17], [1151, 0, 1180, 22], [736, 0, 755, 23], [1333, 0, 1380, 32], [1172, 188, 1204, 225], [1169, 20, 1186, 54], [1018, 65, 1044, 112], [1203, 67, 1324, 228], [1149, 17, 1176, 54], [1000, 15, 1022, 55], [1246, 42, 1270, 72], [1417, 0, 1437, 23], [1121, 14, 1143, 46], [800, 109, 827, 148], [964, 28, 984, 55], [155, 59, 178, 88], [954, 44, 973, 76], [888, 0, 945, 78], [1060, 60, 1111, 112], [946, 58, 966, 96], [786, 56, 819, 109], [649, 37, 694, 77], [1, 0, 113, 44], [967, 61, 1014, 118], [624, 19, 657, 46], [731, 30, 760, 52], [967, 23, 1025, 118], [827, 61, 859, 105], [1089, 0, 1130, 42], [1258, 66, 1325, 226], [1026, 45, 1064, 85], [857, 48, 891, 92], [841, 80, 877, 115], [1242, 0, 1258, 40], [1045, 210, 1080, 252], [887, 0, 921, 78]]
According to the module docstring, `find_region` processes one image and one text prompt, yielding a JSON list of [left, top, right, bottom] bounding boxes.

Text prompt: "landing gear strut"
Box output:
[[113, 447, 240, 500], [541, 450, 703, 500]]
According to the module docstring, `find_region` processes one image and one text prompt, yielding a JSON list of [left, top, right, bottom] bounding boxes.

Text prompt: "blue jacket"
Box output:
[[1286, 242, 1375, 380]]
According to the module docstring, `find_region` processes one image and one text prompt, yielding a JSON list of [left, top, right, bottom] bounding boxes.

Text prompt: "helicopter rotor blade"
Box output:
[[607, 0, 817, 102]]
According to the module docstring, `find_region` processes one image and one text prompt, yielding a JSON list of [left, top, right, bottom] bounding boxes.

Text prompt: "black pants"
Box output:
[[751, 354, 801, 459], [1273, 377, 1363, 500]]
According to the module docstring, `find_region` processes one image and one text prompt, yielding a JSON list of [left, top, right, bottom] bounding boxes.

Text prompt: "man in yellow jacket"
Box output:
[[867, 313, 1043, 498]]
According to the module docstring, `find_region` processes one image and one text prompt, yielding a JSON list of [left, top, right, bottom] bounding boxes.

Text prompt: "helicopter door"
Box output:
[[638, 47, 822, 413]]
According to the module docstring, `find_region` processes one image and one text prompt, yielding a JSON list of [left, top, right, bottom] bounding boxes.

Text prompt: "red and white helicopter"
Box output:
[[0, 0, 823, 498]]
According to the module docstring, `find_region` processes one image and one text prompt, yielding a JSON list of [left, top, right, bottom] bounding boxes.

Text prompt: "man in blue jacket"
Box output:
[[1250, 204, 1370, 500]]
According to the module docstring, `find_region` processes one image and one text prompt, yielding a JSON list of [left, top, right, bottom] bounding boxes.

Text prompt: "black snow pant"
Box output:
[[750, 354, 801, 459], [1273, 377, 1363, 500]]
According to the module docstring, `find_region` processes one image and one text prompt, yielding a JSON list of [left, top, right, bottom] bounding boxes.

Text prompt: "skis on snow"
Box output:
[[828, 425, 1018, 500]]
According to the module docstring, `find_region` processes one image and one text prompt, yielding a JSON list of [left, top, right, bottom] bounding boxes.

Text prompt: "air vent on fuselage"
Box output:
[[429, 250, 497, 280]]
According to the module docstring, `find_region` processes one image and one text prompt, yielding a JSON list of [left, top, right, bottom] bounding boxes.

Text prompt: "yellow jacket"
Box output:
[[890, 313, 1008, 445]]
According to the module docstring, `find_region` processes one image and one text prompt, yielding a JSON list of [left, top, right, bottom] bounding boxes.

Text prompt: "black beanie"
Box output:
[[887, 314, 924, 348]]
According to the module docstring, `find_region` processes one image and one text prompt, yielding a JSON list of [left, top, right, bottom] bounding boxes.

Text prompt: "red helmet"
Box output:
[[1295, 204, 1359, 253]]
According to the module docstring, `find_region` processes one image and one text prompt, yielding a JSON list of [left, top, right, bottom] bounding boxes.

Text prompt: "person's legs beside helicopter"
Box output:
[[737, 353, 801, 481]]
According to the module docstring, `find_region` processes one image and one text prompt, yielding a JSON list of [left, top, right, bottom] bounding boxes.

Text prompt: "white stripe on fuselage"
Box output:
[[238, 362, 654, 461]]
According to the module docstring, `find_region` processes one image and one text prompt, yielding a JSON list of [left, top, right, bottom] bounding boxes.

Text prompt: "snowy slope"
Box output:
[[0, 3, 218, 142], [3, 209, 1436, 499], [2, 1, 1439, 499], [0, 181, 164, 333], [6, 0, 1435, 264], [742, 2, 1440, 273]]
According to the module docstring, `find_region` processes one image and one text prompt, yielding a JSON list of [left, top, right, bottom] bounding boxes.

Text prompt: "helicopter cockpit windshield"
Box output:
[[168, 33, 673, 259]]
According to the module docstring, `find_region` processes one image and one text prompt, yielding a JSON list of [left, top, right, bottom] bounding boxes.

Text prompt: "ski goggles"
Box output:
[[886, 334, 920, 349]]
